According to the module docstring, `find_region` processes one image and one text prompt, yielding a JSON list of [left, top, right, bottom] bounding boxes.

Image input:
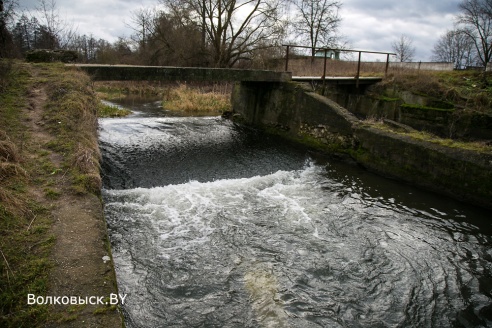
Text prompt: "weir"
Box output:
[[72, 63, 491, 208]]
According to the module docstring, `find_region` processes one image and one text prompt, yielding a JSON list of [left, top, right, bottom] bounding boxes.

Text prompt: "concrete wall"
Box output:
[[353, 126, 492, 208], [231, 81, 492, 209], [232, 82, 358, 150]]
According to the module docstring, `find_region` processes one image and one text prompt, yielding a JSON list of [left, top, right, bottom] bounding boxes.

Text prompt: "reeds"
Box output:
[[162, 84, 231, 113]]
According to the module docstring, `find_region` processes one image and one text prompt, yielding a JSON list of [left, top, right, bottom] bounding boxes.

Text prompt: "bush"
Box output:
[[25, 49, 78, 63]]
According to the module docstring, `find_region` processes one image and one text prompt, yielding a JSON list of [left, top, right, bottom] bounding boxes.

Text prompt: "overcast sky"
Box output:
[[20, 0, 462, 62]]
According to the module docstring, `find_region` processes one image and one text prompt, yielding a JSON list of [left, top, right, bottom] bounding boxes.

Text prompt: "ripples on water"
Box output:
[[100, 99, 492, 328]]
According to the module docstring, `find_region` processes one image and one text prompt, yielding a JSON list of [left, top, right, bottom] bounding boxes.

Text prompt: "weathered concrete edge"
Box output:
[[231, 81, 492, 209]]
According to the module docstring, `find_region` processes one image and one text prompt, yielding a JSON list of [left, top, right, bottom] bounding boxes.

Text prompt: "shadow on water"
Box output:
[[100, 96, 492, 328]]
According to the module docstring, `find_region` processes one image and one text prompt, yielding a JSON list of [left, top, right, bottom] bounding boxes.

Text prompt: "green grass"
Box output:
[[97, 103, 132, 118]]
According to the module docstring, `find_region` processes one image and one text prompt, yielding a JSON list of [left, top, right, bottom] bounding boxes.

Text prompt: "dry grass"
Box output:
[[0, 128, 29, 218], [0, 162, 27, 181], [40, 65, 103, 194], [0, 139, 20, 163], [95, 81, 166, 99], [163, 84, 231, 113], [72, 143, 100, 174]]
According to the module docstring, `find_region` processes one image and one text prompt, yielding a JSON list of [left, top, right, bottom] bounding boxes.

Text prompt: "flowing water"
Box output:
[[100, 97, 492, 328]]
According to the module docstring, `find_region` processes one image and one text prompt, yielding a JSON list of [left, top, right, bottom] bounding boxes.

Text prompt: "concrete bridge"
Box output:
[[72, 64, 292, 82], [72, 64, 382, 87]]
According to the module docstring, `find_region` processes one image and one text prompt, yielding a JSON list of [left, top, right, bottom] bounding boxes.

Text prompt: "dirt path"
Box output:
[[25, 69, 123, 327]]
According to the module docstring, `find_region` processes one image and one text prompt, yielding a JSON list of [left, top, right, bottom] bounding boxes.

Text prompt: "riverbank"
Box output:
[[0, 61, 122, 326]]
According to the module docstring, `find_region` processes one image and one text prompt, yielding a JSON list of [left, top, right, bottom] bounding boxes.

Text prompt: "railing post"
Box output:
[[285, 45, 290, 72], [323, 49, 328, 78], [385, 53, 390, 77], [356, 51, 362, 88], [322, 49, 327, 94]]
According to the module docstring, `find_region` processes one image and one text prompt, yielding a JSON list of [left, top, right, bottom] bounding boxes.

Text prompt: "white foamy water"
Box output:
[[100, 110, 492, 328], [104, 163, 491, 328]]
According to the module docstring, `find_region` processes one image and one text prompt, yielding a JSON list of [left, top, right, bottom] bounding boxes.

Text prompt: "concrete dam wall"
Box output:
[[231, 81, 492, 209]]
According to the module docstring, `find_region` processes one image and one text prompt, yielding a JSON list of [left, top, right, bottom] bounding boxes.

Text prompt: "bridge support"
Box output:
[[232, 81, 357, 147]]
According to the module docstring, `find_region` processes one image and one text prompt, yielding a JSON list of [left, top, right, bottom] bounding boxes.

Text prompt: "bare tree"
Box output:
[[36, 0, 76, 49], [432, 29, 476, 69], [457, 0, 492, 69], [128, 7, 203, 66], [289, 0, 342, 56], [70, 34, 98, 62], [128, 8, 158, 52], [162, 0, 283, 67], [392, 34, 416, 62]]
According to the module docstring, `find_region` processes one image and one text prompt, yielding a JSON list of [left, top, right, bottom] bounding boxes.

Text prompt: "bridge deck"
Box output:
[[70, 64, 292, 82]]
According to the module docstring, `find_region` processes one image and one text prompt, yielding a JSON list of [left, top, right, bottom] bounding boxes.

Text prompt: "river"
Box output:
[[99, 96, 492, 328]]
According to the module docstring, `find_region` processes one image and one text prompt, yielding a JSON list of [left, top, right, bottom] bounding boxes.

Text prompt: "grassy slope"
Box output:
[[370, 70, 492, 114], [361, 70, 492, 154], [0, 60, 53, 326], [0, 61, 119, 327]]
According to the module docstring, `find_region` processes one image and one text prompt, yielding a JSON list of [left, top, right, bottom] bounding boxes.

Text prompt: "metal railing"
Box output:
[[283, 44, 396, 88]]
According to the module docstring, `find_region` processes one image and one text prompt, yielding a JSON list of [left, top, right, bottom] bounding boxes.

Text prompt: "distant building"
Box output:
[[314, 49, 341, 60]]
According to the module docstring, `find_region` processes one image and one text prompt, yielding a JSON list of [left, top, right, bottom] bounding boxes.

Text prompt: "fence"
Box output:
[[280, 45, 453, 80]]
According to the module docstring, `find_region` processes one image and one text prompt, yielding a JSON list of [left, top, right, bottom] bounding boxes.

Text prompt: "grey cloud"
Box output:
[[17, 0, 463, 61]]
